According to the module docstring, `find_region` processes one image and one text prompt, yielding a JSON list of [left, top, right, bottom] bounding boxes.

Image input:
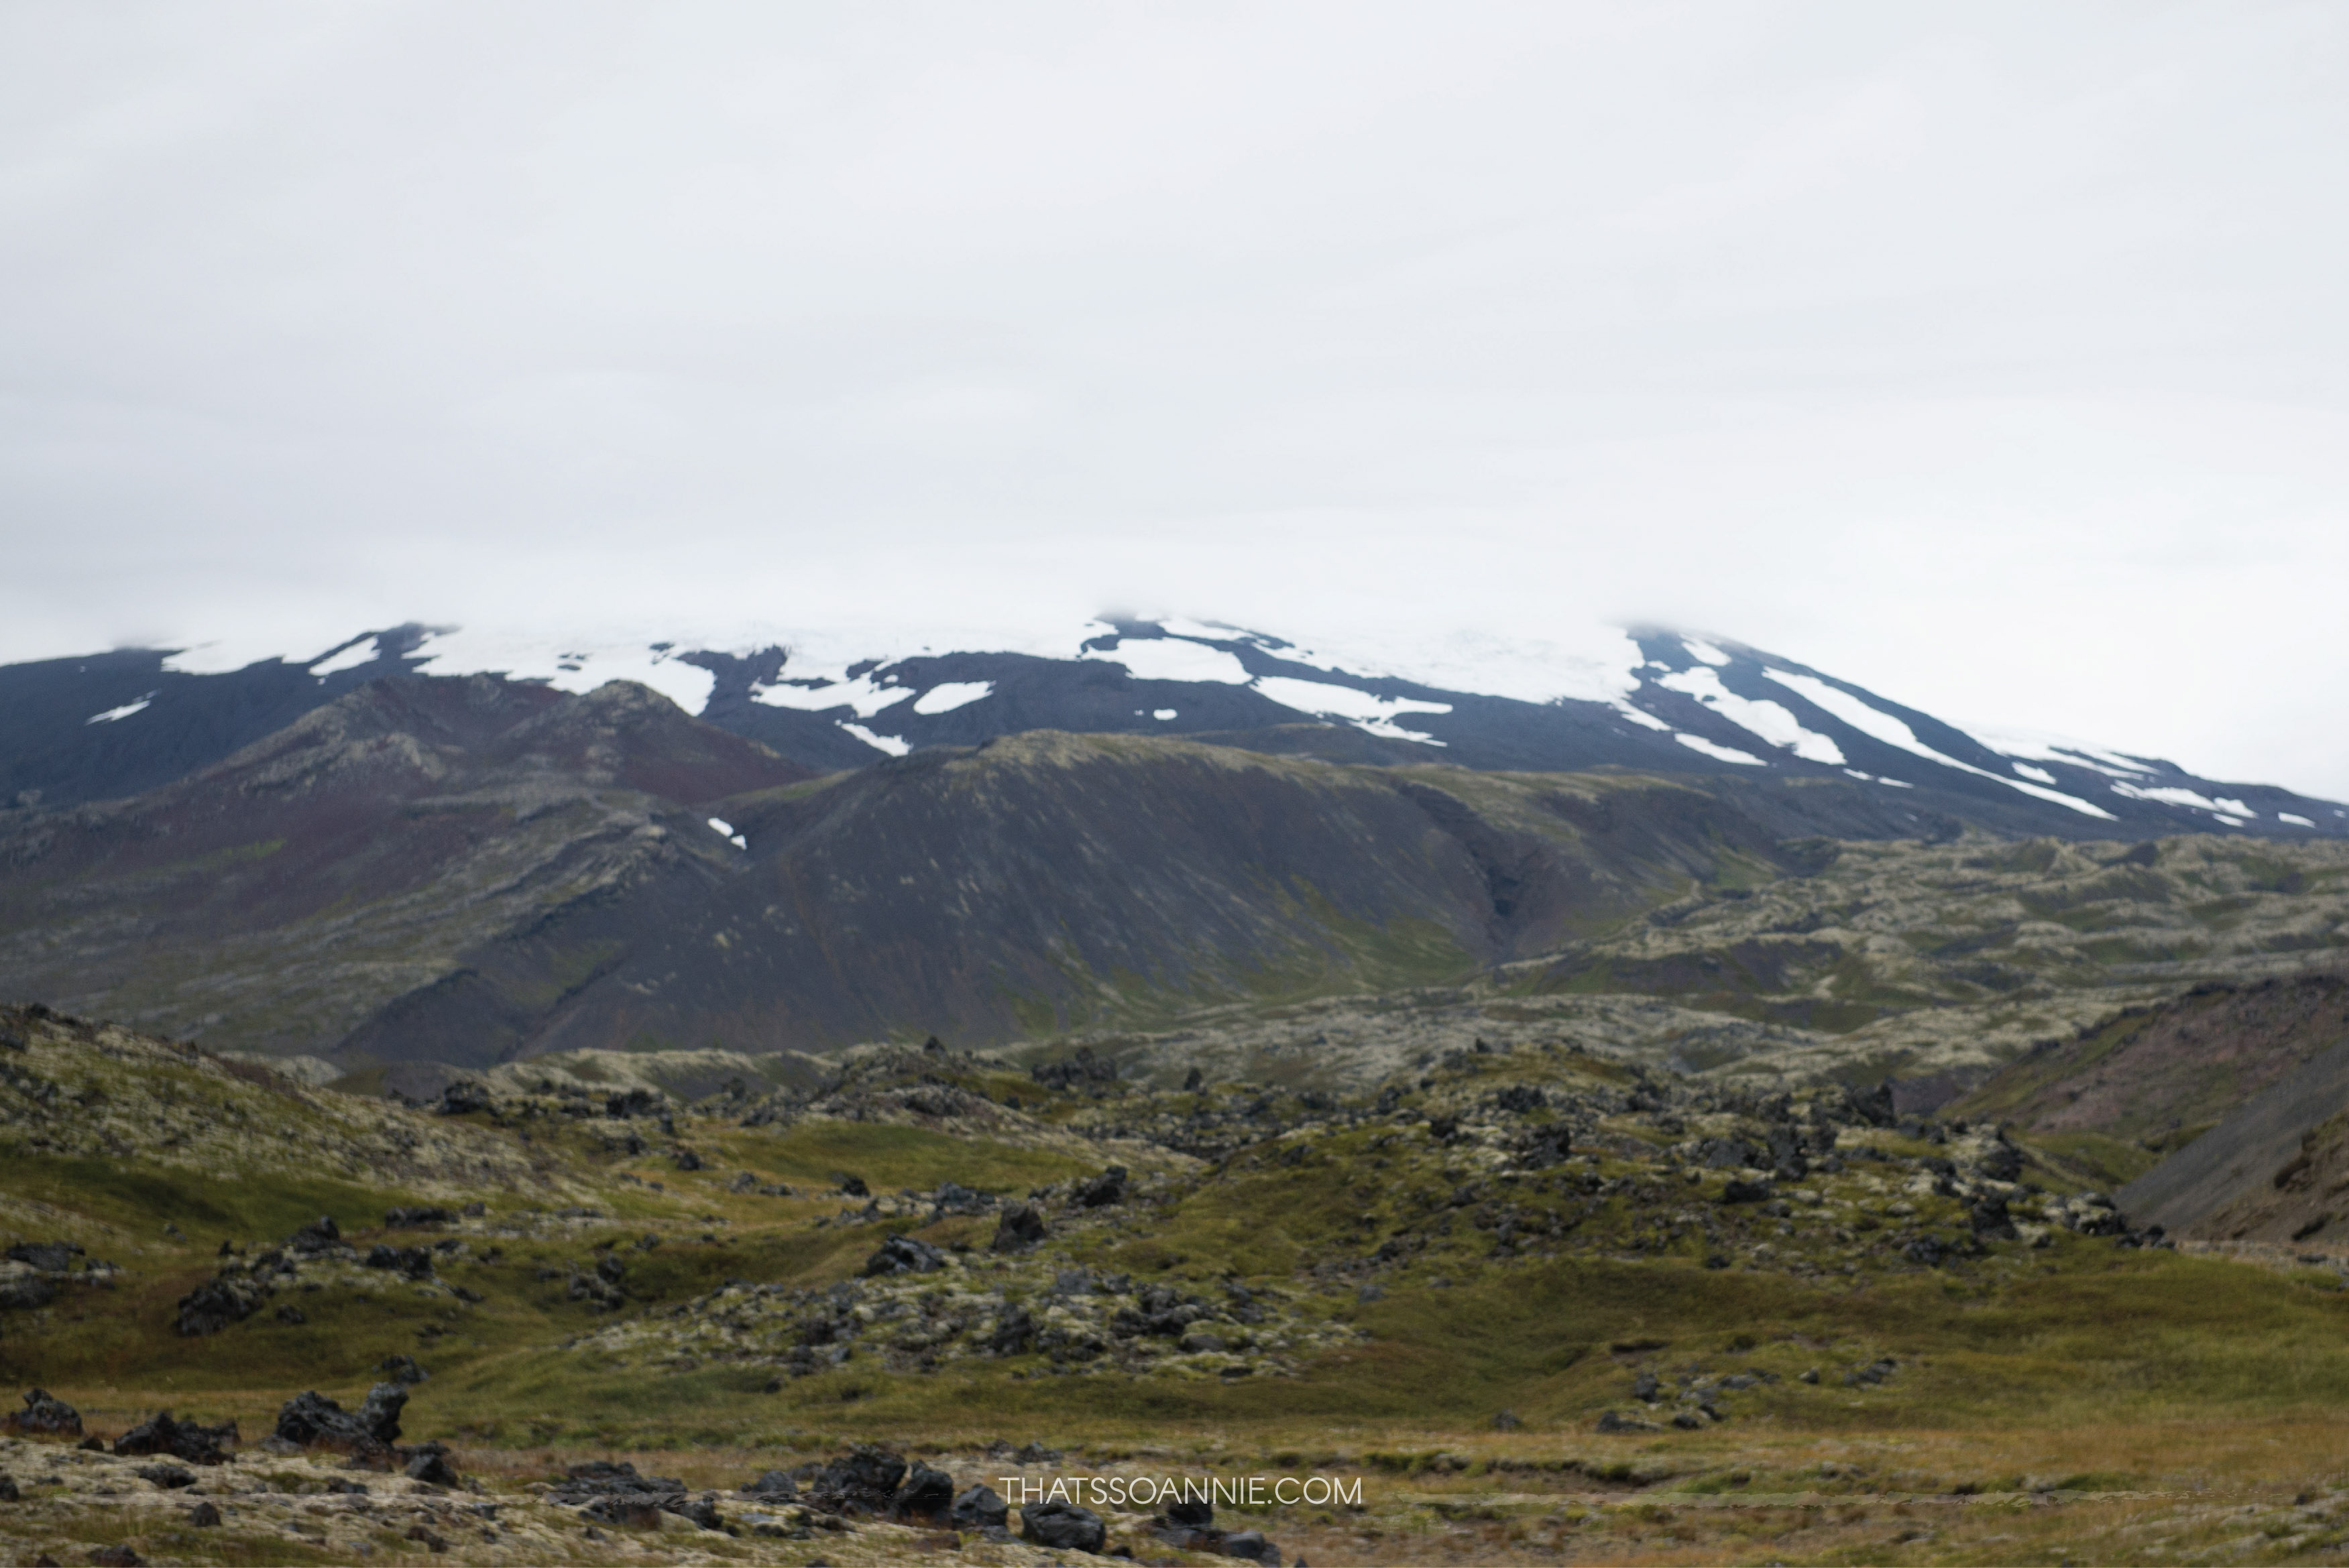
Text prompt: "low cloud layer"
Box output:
[[4, 2, 2345, 794]]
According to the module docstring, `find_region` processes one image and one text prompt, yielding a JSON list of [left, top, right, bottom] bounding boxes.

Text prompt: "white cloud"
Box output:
[[0, 4, 2345, 796]]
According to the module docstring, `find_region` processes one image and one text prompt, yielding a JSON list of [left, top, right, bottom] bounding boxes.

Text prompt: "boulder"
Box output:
[[990, 1202, 1048, 1254], [1224, 1528, 1283, 1564], [809, 1446, 907, 1514], [404, 1446, 461, 1487], [0, 1272, 56, 1311], [1021, 1500, 1107, 1552], [952, 1483, 1009, 1530], [862, 1235, 945, 1278], [172, 1276, 262, 1337], [272, 1384, 406, 1449], [893, 1459, 956, 1521], [113, 1410, 237, 1464], [284, 1217, 343, 1254], [1074, 1165, 1129, 1208], [363, 1244, 433, 1278], [6, 1241, 82, 1272], [135, 1463, 196, 1490], [738, 1469, 799, 1501], [382, 1207, 455, 1229], [1165, 1497, 1213, 1529], [379, 1355, 429, 1386], [7, 1389, 84, 1436], [605, 1087, 662, 1120], [987, 1304, 1036, 1355]]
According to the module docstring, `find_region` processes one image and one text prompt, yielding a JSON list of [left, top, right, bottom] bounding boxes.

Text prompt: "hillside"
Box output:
[[0, 676, 809, 1056], [6, 673, 2348, 1089]]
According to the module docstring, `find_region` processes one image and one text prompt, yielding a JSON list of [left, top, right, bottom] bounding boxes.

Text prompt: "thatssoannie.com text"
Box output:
[[997, 1474, 1363, 1508]]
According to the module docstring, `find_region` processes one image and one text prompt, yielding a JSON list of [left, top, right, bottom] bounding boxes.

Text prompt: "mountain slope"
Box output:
[[5, 618, 2338, 841], [396, 733, 1853, 1062], [0, 675, 811, 1055]]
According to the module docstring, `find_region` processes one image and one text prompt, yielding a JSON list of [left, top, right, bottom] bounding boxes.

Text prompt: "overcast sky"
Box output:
[[3, 2, 2346, 794]]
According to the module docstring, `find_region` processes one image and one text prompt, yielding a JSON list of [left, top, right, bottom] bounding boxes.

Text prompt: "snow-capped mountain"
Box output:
[[1, 617, 2338, 839]]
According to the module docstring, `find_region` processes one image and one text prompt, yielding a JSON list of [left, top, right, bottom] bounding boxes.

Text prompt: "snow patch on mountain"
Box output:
[[404, 628, 720, 715], [1654, 666, 1844, 765], [1085, 637, 1253, 684], [753, 671, 915, 719], [1676, 733, 1767, 766], [838, 722, 910, 757], [1253, 676, 1452, 745], [1680, 638, 1732, 667], [308, 637, 381, 678], [1764, 670, 2116, 821], [912, 681, 993, 715], [85, 694, 154, 725], [2112, 782, 2256, 823], [1968, 725, 2159, 778]]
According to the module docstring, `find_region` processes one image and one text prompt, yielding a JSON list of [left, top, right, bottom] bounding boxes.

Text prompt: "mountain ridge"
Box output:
[[5, 617, 2337, 841]]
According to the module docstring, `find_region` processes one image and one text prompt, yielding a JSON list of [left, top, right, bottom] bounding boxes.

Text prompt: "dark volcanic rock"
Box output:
[[550, 1459, 696, 1524], [1074, 1165, 1129, 1208], [952, 1483, 1009, 1530], [987, 1303, 1037, 1355], [1031, 1045, 1118, 1093], [991, 1202, 1048, 1253], [0, 1272, 56, 1311], [1021, 1500, 1107, 1552], [7, 1241, 83, 1272], [113, 1411, 237, 1464], [135, 1463, 196, 1490], [273, 1384, 406, 1449], [6, 1388, 80, 1437], [404, 1447, 461, 1487], [363, 1244, 435, 1278], [172, 1276, 262, 1337], [382, 1206, 455, 1229], [1166, 1496, 1213, 1529], [862, 1235, 944, 1277], [892, 1459, 956, 1522], [809, 1446, 907, 1515], [284, 1216, 344, 1254], [378, 1354, 429, 1386], [738, 1469, 799, 1500]]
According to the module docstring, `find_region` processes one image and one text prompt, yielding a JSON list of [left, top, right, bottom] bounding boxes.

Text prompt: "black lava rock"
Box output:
[[809, 1446, 907, 1514], [1074, 1165, 1129, 1208], [1021, 1500, 1108, 1552], [991, 1202, 1048, 1254], [273, 1384, 406, 1449], [953, 1483, 1009, 1530], [893, 1460, 956, 1521], [113, 1410, 237, 1464], [862, 1235, 944, 1277]]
